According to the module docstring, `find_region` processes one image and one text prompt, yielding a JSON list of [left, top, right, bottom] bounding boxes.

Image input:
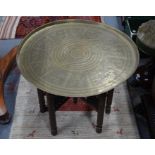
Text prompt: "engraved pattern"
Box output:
[[17, 20, 139, 97]]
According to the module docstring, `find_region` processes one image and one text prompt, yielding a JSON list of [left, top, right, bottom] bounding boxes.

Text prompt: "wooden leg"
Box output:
[[46, 93, 57, 136], [54, 96, 69, 110], [96, 93, 106, 133], [84, 96, 98, 110], [73, 97, 78, 104], [105, 89, 114, 114], [0, 47, 17, 124], [37, 89, 48, 113]]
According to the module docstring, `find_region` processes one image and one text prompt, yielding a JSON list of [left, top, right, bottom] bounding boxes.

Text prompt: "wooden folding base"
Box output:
[[37, 88, 114, 136]]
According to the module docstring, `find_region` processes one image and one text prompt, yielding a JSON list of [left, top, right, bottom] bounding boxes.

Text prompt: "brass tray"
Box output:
[[17, 19, 139, 97]]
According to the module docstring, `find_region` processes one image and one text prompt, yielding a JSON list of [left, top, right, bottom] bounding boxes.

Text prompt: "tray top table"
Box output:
[[17, 19, 139, 97]]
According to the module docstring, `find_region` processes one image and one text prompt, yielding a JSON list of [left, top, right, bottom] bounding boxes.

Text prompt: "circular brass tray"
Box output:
[[17, 19, 139, 97]]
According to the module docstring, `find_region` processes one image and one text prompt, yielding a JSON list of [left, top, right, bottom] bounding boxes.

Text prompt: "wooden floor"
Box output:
[[10, 76, 139, 139]]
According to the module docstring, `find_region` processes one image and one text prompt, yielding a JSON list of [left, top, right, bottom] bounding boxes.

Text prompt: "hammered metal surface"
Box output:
[[17, 20, 139, 97]]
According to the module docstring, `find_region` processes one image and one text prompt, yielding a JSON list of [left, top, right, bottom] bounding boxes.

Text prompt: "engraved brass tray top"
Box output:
[[17, 19, 139, 97]]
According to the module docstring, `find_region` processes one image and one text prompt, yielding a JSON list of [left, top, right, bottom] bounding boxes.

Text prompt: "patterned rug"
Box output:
[[0, 16, 101, 39], [10, 76, 139, 139]]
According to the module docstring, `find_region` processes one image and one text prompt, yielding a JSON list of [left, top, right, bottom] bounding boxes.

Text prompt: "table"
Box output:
[[17, 19, 139, 135]]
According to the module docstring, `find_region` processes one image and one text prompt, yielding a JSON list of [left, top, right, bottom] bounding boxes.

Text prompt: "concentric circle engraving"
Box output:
[[17, 20, 139, 97], [52, 40, 103, 72]]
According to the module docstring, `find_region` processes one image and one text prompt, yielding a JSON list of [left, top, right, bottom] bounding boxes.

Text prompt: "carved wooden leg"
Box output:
[[105, 89, 114, 114], [46, 93, 57, 136], [37, 89, 48, 113], [0, 47, 17, 124], [96, 93, 106, 133]]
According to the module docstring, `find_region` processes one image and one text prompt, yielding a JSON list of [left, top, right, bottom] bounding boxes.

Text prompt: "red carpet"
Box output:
[[15, 16, 101, 38], [58, 98, 95, 111]]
